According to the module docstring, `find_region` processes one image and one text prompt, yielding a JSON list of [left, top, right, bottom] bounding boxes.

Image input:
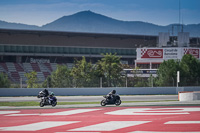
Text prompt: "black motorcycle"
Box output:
[[37, 91, 57, 107], [101, 94, 121, 106]]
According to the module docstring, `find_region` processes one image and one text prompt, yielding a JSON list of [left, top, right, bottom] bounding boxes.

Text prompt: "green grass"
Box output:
[[0, 100, 178, 106], [0, 101, 39, 106]]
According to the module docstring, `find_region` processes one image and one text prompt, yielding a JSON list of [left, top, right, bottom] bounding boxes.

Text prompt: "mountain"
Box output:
[[0, 11, 200, 37], [41, 11, 165, 35]]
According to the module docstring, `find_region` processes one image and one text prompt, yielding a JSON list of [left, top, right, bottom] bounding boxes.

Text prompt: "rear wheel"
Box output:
[[115, 100, 121, 106], [101, 100, 106, 106]]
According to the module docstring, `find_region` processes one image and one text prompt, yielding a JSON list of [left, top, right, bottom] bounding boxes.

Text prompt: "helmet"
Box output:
[[50, 92, 54, 96], [112, 90, 116, 94]]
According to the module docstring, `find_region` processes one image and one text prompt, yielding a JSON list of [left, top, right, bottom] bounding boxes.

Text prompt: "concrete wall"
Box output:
[[179, 91, 200, 101], [0, 87, 199, 96]]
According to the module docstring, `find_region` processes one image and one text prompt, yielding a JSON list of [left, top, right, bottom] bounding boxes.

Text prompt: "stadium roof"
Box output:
[[0, 28, 158, 39]]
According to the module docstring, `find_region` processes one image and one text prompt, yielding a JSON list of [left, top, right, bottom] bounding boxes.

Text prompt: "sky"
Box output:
[[0, 0, 199, 26]]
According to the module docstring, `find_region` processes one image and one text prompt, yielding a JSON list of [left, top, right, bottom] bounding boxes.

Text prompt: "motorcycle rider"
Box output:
[[42, 89, 49, 97], [42, 89, 49, 102], [107, 90, 116, 101], [48, 92, 55, 104]]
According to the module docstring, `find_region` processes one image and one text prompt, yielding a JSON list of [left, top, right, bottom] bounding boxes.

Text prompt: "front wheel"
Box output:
[[51, 101, 57, 107], [115, 100, 121, 106], [101, 100, 106, 106], [40, 101, 44, 107]]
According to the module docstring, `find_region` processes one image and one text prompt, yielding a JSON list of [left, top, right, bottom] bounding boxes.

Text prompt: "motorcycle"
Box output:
[[37, 91, 57, 107], [101, 94, 121, 106]]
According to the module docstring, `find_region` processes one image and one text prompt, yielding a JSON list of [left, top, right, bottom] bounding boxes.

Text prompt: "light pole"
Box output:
[[177, 71, 180, 87]]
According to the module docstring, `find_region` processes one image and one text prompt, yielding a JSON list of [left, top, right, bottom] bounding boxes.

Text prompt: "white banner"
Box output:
[[137, 48, 200, 60], [163, 48, 181, 60]]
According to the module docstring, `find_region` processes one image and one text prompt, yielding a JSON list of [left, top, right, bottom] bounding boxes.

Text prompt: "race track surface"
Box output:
[[0, 106, 200, 133]]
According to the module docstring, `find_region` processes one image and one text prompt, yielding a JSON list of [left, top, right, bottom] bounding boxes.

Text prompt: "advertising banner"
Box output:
[[139, 48, 163, 59], [163, 48, 181, 60], [183, 48, 199, 59], [137, 48, 200, 60]]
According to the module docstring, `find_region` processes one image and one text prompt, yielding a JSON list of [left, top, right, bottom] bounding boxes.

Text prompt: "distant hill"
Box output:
[[0, 11, 200, 37], [0, 20, 39, 30]]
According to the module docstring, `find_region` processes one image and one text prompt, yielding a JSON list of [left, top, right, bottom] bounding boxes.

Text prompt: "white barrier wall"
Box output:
[[0, 87, 199, 96], [179, 91, 200, 101]]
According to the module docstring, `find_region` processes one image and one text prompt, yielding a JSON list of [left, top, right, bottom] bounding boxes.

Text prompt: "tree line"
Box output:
[[26, 53, 124, 88], [0, 53, 200, 88]]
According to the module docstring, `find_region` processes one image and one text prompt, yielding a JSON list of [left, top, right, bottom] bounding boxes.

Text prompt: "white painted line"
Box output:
[[56, 132, 100, 133], [6, 114, 39, 116], [41, 109, 101, 116], [165, 121, 200, 124], [0, 111, 20, 115], [129, 131, 200, 133], [0, 121, 79, 131], [105, 108, 194, 115], [6, 109, 101, 116], [70, 121, 150, 131]]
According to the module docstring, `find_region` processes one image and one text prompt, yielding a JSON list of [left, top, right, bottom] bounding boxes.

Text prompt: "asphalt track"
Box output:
[[0, 95, 200, 109], [0, 95, 200, 132], [0, 106, 200, 133], [0, 95, 178, 102]]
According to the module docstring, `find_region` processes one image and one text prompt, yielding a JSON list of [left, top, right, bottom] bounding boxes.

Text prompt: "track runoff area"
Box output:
[[0, 106, 200, 133]]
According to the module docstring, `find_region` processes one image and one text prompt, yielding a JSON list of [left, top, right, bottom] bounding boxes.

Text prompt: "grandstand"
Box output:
[[0, 28, 199, 83]]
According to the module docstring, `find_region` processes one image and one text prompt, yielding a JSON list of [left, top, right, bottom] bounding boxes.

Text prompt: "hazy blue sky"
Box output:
[[0, 0, 199, 26]]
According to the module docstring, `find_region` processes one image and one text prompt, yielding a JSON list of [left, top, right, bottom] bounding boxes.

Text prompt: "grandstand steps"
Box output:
[[14, 63, 24, 72], [43, 72, 51, 78], [23, 63, 33, 72], [7, 72, 15, 83], [44, 63, 53, 72], [50, 63, 57, 71], [0, 63, 15, 82], [18, 72, 27, 83], [10, 71, 20, 82], [0, 65, 6, 73], [0, 63, 8, 71], [31, 63, 41, 72], [67, 63, 74, 69], [6, 62, 16, 72], [0, 62, 61, 84], [37, 72, 45, 82], [39, 63, 51, 73]]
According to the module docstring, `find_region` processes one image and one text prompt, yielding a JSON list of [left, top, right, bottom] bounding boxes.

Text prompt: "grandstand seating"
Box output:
[[10, 71, 20, 82], [23, 63, 33, 72], [18, 71, 25, 80], [14, 63, 24, 72], [50, 63, 57, 71], [6, 63, 16, 72], [0, 62, 66, 83], [43, 63, 53, 71], [37, 72, 45, 82], [31, 63, 41, 72], [43, 72, 51, 78], [0, 63, 8, 71]]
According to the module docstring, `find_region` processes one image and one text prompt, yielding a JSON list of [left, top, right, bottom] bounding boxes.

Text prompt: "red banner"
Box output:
[[184, 48, 199, 58], [141, 49, 163, 58]]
